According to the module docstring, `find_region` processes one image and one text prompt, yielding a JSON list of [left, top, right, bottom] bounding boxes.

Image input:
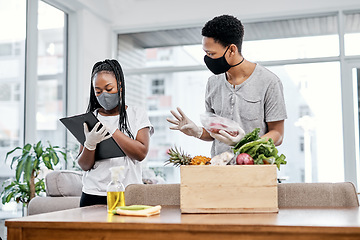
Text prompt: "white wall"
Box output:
[[48, 0, 114, 115], [69, 9, 113, 115]]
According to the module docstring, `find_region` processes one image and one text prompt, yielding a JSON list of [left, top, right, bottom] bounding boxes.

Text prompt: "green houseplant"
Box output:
[[0, 140, 67, 207]]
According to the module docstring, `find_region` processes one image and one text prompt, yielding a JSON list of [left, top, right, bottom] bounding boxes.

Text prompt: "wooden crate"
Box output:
[[180, 165, 278, 213]]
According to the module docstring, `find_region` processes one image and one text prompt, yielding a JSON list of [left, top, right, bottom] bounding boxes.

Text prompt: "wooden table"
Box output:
[[5, 205, 360, 240]]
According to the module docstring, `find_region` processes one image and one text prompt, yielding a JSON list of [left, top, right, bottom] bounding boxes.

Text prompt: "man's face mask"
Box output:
[[204, 45, 244, 75], [96, 92, 120, 110]]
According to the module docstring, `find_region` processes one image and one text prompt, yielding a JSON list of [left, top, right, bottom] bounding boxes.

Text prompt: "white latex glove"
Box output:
[[166, 107, 203, 138], [83, 122, 112, 151], [209, 126, 245, 146]]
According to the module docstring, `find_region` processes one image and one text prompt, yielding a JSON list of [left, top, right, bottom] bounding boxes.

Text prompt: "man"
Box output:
[[167, 15, 287, 157]]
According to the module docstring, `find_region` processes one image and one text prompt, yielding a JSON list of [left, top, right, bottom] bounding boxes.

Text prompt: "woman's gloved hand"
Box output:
[[209, 126, 245, 146], [83, 122, 112, 151], [166, 107, 203, 138]]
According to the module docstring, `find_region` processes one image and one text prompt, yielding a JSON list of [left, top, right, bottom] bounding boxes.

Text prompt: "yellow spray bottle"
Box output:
[[107, 166, 125, 213]]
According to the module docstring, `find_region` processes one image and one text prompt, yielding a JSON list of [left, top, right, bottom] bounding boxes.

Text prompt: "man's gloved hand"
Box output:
[[83, 122, 112, 151], [166, 107, 203, 138], [209, 126, 245, 146]]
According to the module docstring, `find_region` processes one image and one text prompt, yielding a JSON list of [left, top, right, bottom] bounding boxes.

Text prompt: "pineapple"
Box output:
[[165, 146, 192, 167], [191, 156, 211, 165]]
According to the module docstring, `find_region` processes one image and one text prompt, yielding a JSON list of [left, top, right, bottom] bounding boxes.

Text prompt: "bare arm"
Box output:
[[262, 120, 285, 146], [77, 145, 96, 171], [77, 127, 151, 171], [111, 127, 150, 161]]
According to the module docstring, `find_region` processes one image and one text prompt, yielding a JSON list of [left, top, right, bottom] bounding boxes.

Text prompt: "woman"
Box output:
[[77, 59, 153, 207]]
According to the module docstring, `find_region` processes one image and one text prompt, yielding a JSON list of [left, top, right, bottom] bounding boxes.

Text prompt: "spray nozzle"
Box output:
[[110, 166, 125, 182]]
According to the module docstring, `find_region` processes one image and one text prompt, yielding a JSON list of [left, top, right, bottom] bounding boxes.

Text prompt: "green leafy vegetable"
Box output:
[[233, 128, 260, 150], [233, 128, 287, 170]]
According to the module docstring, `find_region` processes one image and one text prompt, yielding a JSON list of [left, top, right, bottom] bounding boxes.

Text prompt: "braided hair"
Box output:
[[86, 59, 134, 139]]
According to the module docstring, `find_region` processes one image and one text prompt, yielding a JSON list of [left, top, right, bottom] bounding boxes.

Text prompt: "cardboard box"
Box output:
[[180, 165, 278, 213]]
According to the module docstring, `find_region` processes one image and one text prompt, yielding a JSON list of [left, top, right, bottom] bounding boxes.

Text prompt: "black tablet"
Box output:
[[60, 112, 126, 160]]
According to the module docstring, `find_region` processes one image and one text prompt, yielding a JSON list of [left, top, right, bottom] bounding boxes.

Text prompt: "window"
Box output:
[[344, 12, 360, 56], [243, 35, 339, 62], [270, 62, 343, 183], [243, 15, 339, 61], [117, 12, 360, 185], [151, 78, 165, 95], [299, 105, 311, 118], [0, 0, 69, 217], [128, 70, 212, 183], [0, 0, 26, 216], [0, 0, 26, 168], [36, 1, 67, 147], [299, 136, 304, 152]]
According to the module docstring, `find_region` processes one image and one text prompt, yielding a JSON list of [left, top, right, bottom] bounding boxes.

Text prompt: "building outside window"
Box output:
[[151, 78, 165, 95]]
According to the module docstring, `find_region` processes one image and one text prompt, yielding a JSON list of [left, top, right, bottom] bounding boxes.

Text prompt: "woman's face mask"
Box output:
[[204, 46, 244, 75], [96, 92, 119, 110]]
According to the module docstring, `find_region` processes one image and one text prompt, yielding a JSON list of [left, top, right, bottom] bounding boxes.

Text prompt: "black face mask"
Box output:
[[204, 46, 244, 75]]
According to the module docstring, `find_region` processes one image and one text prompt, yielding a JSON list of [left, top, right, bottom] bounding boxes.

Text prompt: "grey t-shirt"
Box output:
[[205, 64, 287, 157]]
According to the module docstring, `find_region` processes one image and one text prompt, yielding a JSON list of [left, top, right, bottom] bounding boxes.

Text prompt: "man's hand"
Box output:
[[209, 126, 245, 146], [83, 122, 112, 151], [166, 107, 203, 138]]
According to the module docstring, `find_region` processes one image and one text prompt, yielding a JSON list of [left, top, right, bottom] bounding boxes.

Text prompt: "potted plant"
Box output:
[[0, 140, 67, 211]]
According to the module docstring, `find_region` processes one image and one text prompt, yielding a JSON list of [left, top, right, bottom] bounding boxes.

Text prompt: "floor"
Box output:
[[0, 219, 5, 240], [0, 211, 22, 240]]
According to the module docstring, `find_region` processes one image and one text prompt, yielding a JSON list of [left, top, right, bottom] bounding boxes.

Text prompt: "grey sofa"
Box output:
[[126, 182, 359, 208], [28, 170, 83, 215], [28, 170, 359, 215]]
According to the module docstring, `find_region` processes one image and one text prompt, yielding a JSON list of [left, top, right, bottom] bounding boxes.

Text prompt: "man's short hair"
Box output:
[[202, 15, 244, 53]]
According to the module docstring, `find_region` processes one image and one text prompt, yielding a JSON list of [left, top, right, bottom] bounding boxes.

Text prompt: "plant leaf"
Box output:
[[1, 182, 20, 204], [33, 157, 40, 171], [60, 150, 67, 162], [34, 141, 43, 159], [15, 158, 26, 182], [23, 155, 34, 183], [5, 147, 22, 162], [22, 143, 32, 155], [4, 191, 15, 204], [51, 151, 59, 165], [35, 179, 45, 193], [18, 183, 29, 192], [10, 155, 21, 169], [42, 153, 53, 170]]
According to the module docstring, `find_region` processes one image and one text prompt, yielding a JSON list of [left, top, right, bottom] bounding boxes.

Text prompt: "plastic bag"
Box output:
[[200, 112, 239, 136], [210, 151, 235, 165]]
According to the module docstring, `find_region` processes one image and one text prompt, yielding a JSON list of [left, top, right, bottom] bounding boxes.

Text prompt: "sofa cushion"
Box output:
[[45, 170, 83, 197], [28, 196, 81, 215], [125, 184, 180, 206], [278, 182, 359, 207]]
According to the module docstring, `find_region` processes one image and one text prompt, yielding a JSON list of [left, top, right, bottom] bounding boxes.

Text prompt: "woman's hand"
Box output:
[[78, 122, 111, 171], [83, 122, 111, 150]]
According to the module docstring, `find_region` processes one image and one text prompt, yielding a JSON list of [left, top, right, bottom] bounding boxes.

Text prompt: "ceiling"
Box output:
[[118, 13, 360, 49]]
